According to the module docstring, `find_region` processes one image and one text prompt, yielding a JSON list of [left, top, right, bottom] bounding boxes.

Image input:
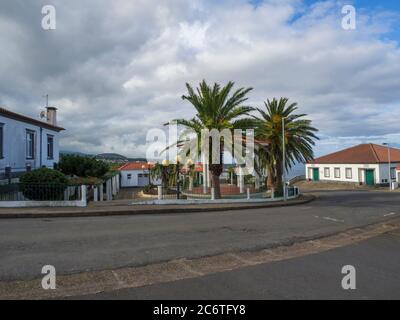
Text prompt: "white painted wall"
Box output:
[[0, 115, 61, 176], [305, 162, 400, 184], [120, 169, 161, 188]]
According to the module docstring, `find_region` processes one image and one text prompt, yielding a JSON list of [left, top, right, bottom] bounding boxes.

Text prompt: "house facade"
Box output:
[[305, 143, 400, 186], [0, 107, 64, 179], [119, 162, 160, 187]]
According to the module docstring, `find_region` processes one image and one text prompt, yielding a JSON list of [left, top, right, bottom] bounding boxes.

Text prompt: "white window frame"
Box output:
[[324, 167, 330, 178], [345, 168, 352, 179], [26, 130, 35, 159], [47, 134, 54, 160], [0, 124, 3, 159], [390, 168, 396, 180], [334, 167, 340, 179]]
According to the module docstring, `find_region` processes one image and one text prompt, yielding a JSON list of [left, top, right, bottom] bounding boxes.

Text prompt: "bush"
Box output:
[[143, 184, 155, 193], [20, 168, 68, 200], [59, 155, 110, 178]]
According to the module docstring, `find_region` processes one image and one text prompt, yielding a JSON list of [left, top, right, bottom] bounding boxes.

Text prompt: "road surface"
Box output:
[[0, 191, 399, 281], [79, 228, 400, 299]]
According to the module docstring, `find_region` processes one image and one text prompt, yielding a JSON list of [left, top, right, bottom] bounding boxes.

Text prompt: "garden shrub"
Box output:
[[20, 168, 68, 201]]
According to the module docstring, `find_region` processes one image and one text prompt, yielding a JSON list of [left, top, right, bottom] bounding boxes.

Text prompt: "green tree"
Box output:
[[169, 80, 254, 199], [59, 155, 110, 178], [254, 98, 318, 190]]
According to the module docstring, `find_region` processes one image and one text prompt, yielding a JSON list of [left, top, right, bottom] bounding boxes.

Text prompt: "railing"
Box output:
[[0, 183, 83, 202]]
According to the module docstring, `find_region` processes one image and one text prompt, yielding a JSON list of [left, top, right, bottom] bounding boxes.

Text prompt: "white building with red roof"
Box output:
[[118, 162, 159, 187], [305, 143, 400, 187]]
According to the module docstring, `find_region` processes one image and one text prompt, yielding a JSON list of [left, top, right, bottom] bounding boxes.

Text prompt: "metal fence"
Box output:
[[0, 183, 83, 202]]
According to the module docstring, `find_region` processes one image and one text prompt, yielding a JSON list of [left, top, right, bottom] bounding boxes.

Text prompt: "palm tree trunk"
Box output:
[[275, 161, 283, 190]]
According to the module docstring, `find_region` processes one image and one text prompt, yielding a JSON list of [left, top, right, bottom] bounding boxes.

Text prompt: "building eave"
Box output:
[[0, 107, 65, 132]]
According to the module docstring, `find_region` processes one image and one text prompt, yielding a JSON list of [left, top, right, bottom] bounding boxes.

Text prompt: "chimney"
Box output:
[[46, 107, 57, 126]]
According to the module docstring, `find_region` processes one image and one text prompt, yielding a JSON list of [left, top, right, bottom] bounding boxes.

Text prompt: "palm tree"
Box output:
[[168, 80, 255, 198], [254, 98, 318, 191]]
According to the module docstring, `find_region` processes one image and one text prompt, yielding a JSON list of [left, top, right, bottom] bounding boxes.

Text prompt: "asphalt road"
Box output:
[[1, 191, 399, 281], [80, 228, 400, 299]]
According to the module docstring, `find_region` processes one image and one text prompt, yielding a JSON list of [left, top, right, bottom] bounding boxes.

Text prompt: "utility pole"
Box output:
[[383, 143, 391, 191]]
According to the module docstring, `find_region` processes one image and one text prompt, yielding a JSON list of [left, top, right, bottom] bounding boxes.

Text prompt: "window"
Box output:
[[334, 168, 340, 178], [345, 168, 352, 179], [324, 168, 330, 178], [47, 135, 54, 160], [26, 130, 35, 159], [390, 168, 396, 180], [127, 174, 132, 180], [138, 173, 143, 178], [0, 124, 3, 158]]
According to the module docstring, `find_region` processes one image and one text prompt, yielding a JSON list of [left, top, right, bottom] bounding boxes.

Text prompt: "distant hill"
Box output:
[[95, 153, 128, 161], [60, 150, 93, 157]]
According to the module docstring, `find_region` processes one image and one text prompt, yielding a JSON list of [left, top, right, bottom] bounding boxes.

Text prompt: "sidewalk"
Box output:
[[0, 195, 315, 219]]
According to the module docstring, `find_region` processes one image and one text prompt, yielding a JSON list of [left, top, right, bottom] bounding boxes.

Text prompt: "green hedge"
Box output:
[[20, 168, 68, 201]]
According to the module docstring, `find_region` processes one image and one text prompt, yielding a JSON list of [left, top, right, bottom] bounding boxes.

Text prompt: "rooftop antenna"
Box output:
[[44, 94, 49, 108]]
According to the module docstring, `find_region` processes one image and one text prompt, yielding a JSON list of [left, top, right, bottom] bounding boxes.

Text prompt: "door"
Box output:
[[365, 169, 374, 186], [313, 168, 319, 181], [137, 173, 148, 186]]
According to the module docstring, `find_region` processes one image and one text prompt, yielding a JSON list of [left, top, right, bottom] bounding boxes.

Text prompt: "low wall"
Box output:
[[0, 200, 87, 208], [0, 185, 87, 208]]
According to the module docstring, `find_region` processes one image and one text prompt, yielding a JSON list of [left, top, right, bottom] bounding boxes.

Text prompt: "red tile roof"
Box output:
[[0, 107, 65, 132], [118, 162, 152, 171], [308, 143, 400, 164]]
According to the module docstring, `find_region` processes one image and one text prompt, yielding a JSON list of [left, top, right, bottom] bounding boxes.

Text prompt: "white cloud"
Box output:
[[0, 0, 399, 157]]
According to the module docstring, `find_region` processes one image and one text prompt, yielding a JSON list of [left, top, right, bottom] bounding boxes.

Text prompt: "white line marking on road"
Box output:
[[322, 217, 344, 223], [314, 215, 344, 223], [384, 212, 397, 217]]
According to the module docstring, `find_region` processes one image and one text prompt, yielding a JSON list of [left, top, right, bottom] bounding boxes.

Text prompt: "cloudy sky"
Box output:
[[1, 0, 400, 157]]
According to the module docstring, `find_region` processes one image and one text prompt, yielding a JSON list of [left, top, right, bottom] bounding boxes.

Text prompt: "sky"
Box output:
[[1, 0, 400, 158]]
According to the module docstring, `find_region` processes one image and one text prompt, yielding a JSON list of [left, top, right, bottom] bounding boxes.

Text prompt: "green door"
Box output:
[[313, 168, 319, 181], [365, 169, 374, 186]]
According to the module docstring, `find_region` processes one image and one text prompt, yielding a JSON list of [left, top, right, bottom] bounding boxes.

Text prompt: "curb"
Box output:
[[0, 195, 316, 219]]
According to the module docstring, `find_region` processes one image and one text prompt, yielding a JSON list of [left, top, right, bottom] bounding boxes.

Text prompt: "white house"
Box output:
[[0, 106, 64, 179], [305, 143, 400, 186], [119, 162, 161, 187]]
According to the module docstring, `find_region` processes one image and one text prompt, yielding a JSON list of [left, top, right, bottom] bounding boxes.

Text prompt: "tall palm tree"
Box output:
[[254, 98, 318, 191], [168, 80, 254, 198]]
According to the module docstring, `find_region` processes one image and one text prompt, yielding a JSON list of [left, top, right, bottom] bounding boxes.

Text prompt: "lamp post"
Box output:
[[282, 117, 287, 201], [175, 156, 182, 199], [383, 143, 391, 191]]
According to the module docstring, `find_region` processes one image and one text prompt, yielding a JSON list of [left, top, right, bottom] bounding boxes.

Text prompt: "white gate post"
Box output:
[[247, 187, 250, 200], [93, 186, 98, 202], [81, 185, 87, 207], [157, 186, 163, 200], [211, 187, 215, 200]]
